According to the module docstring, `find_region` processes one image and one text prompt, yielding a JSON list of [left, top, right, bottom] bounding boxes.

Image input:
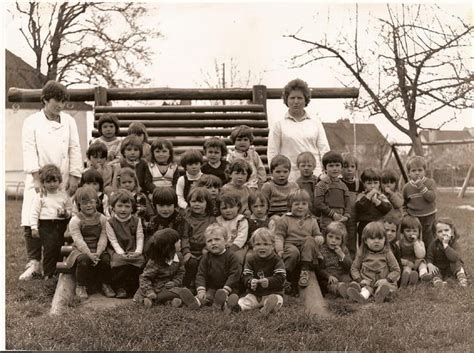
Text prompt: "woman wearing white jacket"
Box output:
[[19, 81, 84, 280]]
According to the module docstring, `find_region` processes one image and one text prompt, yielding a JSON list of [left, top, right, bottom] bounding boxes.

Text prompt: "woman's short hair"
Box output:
[[120, 135, 144, 158], [152, 187, 178, 207], [127, 122, 149, 143], [203, 137, 228, 157], [80, 168, 104, 192], [150, 138, 174, 164], [87, 142, 108, 159], [229, 125, 254, 143], [41, 81, 69, 105], [282, 78, 311, 107], [97, 114, 120, 136], [39, 164, 62, 184]]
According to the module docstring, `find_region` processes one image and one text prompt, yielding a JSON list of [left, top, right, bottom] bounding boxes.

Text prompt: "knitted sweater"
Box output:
[[139, 252, 184, 296], [296, 175, 318, 216], [426, 239, 462, 271], [355, 192, 392, 223], [195, 249, 242, 292], [351, 248, 400, 285], [146, 209, 185, 238], [402, 177, 437, 217], [318, 244, 352, 280], [69, 212, 108, 255], [261, 180, 300, 216], [242, 252, 286, 296], [30, 190, 72, 230], [314, 178, 350, 218], [274, 212, 322, 254]]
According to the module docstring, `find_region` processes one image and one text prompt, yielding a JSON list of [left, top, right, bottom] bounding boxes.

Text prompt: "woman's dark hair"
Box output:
[[152, 187, 178, 207], [87, 142, 108, 160], [127, 122, 149, 143], [97, 114, 120, 136], [146, 228, 180, 263], [203, 137, 228, 157], [229, 125, 254, 143], [225, 159, 252, 181], [187, 187, 213, 215], [79, 168, 104, 192], [120, 135, 144, 159], [150, 138, 174, 165], [180, 149, 203, 168], [41, 81, 69, 105], [282, 79, 311, 107]]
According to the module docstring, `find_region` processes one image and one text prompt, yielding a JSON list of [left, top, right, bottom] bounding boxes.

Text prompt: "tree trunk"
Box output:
[[411, 134, 424, 156]]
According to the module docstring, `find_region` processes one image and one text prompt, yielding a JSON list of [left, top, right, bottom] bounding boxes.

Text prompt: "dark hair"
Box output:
[[360, 168, 381, 184], [180, 149, 203, 168], [203, 137, 227, 157], [270, 155, 291, 173], [342, 152, 359, 169], [80, 168, 104, 192], [39, 164, 62, 184], [400, 215, 422, 240], [217, 191, 241, 210], [296, 151, 316, 166], [406, 155, 427, 172], [120, 135, 143, 158], [74, 185, 98, 211], [109, 189, 135, 208], [146, 228, 180, 263], [87, 142, 108, 160], [383, 214, 401, 227], [116, 167, 140, 193], [229, 125, 254, 143], [322, 150, 343, 169], [187, 187, 213, 215], [248, 191, 269, 210], [150, 138, 174, 165], [127, 122, 149, 143], [41, 81, 69, 105], [381, 168, 400, 185], [97, 114, 120, 136], [282, 79, 311, 107], [152, 187, 178, 207], [226, 159, 252, 181], [287, 189, 310, 210], [433, 217, 459, 246], [196, 174, 222, 189]]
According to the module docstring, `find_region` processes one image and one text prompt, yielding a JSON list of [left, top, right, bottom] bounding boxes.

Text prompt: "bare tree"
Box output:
[[288, 4, 472, 155], [12, 2, 160, 87]]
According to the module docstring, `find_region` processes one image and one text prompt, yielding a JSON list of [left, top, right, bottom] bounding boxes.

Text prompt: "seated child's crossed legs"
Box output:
[[238, 293, 283, 313]]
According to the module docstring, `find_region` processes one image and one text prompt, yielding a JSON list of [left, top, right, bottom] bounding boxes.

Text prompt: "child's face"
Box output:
[[156, 203, 175, 218], [113, 200, 133, 218], [79, 198, 97, 216], [175, 239, 181, 253], [119, 175, 136, 192], [325, 162, 342, 179], [101, 122, 116, 139], [291, 200, 309, 218], [90, 154, 107, 167], [153, 148, 170, 164], [44, 178, 60, 193], [298, 161, 315, 178], [272, 165, 290, 185], [85, 181, 101, 193], [230, 170, 247, 187], [384, 222, 398, 243], [189, 197, 207, 215], [408, 166, 426, 181], [186, 162, 201, 176], [250, 198, 268, 219], [436, 222, 453, 243], [402, 227, 419, 243], [205, 231, 226, 254], [124, 145, 140, 162], [235, 136, 251, 152], [364, 180, 380, 192], [365, 234, 386, 252], [205, 147, 222, 165], [253, 236, 274, 259], [342, 162, 357, 180], [206, 186, 220, 200], [220, 203, 239, 220], [326, 232, 343, 250], [382, 180, 396, 193]]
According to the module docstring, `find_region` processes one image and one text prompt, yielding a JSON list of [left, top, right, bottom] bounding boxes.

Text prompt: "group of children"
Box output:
[[22, 115, 468, 315]]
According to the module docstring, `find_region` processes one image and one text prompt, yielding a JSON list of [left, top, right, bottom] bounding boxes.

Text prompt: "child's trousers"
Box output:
[[238, 293, 284, 311], [111, 264, 141, 293], [74, 253, 112, 287], [418, 213, 436, 249], [183, 254, 201, 289], [38, 219, 68, 276], [282, 237, 319, 274]]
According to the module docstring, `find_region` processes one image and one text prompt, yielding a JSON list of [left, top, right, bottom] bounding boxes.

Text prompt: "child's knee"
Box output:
[[238, 294, 258, 311]]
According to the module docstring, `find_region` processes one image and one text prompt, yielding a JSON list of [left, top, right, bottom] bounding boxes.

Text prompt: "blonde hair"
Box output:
[[204, 223, 228, 242], [250, 227, 275, 247]]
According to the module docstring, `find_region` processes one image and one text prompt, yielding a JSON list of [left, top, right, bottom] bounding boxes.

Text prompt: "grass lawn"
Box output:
[[5, 193, 474, 351]]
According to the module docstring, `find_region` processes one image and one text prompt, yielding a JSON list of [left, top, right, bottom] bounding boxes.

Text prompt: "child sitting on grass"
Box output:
[[233, 227, 286, 315], [247, 192, 275, 242], [347, 221, 400, 304], [106, 189, 146, 298], [134, 228, 199, 309], [275, 189, 324, 294], [201, 137, 229, 185], [176, 149, 204, 209], [427, 217, 468, 287], [317, 221, 353, 298], [195, 224, 241, 311], [68, 186, 114, 299]]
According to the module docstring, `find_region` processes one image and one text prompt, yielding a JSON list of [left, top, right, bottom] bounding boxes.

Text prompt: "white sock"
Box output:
[[361, 287, 371, 299]]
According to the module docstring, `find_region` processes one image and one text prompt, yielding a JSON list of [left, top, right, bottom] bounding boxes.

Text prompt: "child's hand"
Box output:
[[88, 253, 100, 265], [314, 236, 325, 247], [360, 279, 371, 287], [384, 186, 393, 195], [333, 213, 343, 221], [277, 251, 284, 258], [334, 246, 345, 259], [243, 209, 252, 218], [31, 229, 40, 238], [319, 173, 331, 183], [328, 275, 338, 285], [413, 178, 424, 188], [375, 279, 389, 288], [57, 207, 66, 218], [164, 281, 175, 289], [146, 291, 157, 300], [259, 278, 269, 288], [250, 279, 259, 291], [130, 251, 142, 258], [183, 253, 192, 264], [427, 263, 440, 276]]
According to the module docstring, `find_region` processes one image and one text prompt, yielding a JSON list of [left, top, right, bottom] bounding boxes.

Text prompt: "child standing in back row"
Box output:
[[90, 114, 122, 162], [201, 137, 229, 185]]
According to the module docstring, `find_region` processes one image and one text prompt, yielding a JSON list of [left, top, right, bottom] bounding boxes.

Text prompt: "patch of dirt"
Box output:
[[77, 293, 132, 312]]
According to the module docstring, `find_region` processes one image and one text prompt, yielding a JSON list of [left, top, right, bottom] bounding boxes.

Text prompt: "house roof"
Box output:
[[322, 119, 389, 151], [420, 129, 473, 142], [5, 49, 91, 110]]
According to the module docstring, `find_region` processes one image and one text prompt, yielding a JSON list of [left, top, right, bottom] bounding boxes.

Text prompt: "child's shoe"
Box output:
[[75, 285, 88, 300], [374, 284, 390, 304], [171, 298, 183, 308], [420, 273, 432, 282], [346, 287, 367, 304], [348, 282, 361, 292], [408, 271, 419, 286], [261, 294, 279, 316], [18, 260, 41, 281], [179, 288, 200, 309], [102, 284, 116, 298], [400, 271, 410, 287], [298, 270, 310, 288], [213, 289, 228, 310], [337, 282, 349, 299], [457, 273, 468, 287], [432, 277, 447, 287], [224, 293, 240, 314], [116, 288, 128, 299], [143, 297, 153, 308]]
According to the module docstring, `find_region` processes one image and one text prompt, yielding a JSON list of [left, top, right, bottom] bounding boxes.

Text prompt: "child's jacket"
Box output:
[[355, 192, 392, 223], [351, 248, 400, 285], [402, 177, 437, 217], [426, 239, 463, 271], [195, 249, 242, 293], [318, 244, 352, 280], [242, 252, 286, 297], [139, 252, 185, 297], [314, 178, 351, 219]]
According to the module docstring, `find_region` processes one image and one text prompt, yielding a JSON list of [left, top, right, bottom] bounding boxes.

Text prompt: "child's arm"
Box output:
[[241, 256, 256, 289], [175, 175, 187, 209], [350, 252, 362, 282], [414, 240, 426, 259], [374, 194, 392, 214], [274, 217, 288, 256], [311, 218, 324, 245], [231, 218, 249, 250], [141, 162, 156, 196], [443, 243, 461, 263], [314, 182, 333, 217], [29, 194, 42, 236], [264, 257, 286, 290], [69, 216, 92, 256], [420, 178, 437, 203], [105, 221, 125, 254], [103, 194, 111, 218], [338, 246, 353, 270], [387, 191, 404, 209], [343, 187, 351, 220], [171, 255, 186, 287], [253, 151, 267, 188], [139, 260, 161, 298], [223, 252, 242, 293], [171, 164, 180, 189], [63, 194, 73, 219], [195, 253, 208, 297], [261, 182, 272, 206], [96, 215, 108, 255], [134, 218, 144, 254], [386, 251, 401, 284]]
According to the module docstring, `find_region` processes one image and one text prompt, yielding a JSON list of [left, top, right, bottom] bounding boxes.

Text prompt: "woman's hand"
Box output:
[[66, 175, 80, 196], [32, 173, 44, 196]]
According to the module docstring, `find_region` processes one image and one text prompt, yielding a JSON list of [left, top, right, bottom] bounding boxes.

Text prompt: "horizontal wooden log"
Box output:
[[392, 139, 474, 146], [94, 112, 267, 120], [94, 128, 269, 137], [56, 261, 72, 274], [172, 145, 268, 154], [95, 104, 265, 113], [98, 120, 268, 128], [8, 86, 359, 102], [61, 245, 74, 256]]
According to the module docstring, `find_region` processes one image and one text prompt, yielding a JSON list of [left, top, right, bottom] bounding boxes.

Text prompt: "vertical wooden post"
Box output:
[[458, 164, 473, 199], [94, 86, 109, 107], [50, 273, 75, 316], [392, 145, 408, 183], [252, 85, 267, 113]]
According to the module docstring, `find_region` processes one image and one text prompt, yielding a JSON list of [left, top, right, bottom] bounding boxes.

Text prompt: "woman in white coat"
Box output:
[[19, 81, 84, 280], [267, 79, 330, 182]]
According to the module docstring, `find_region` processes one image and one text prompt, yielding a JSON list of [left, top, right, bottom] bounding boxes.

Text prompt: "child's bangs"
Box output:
[[152, 187, 177, 206], [251, 228, 274, 245], [401, 215, 421, 232]]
